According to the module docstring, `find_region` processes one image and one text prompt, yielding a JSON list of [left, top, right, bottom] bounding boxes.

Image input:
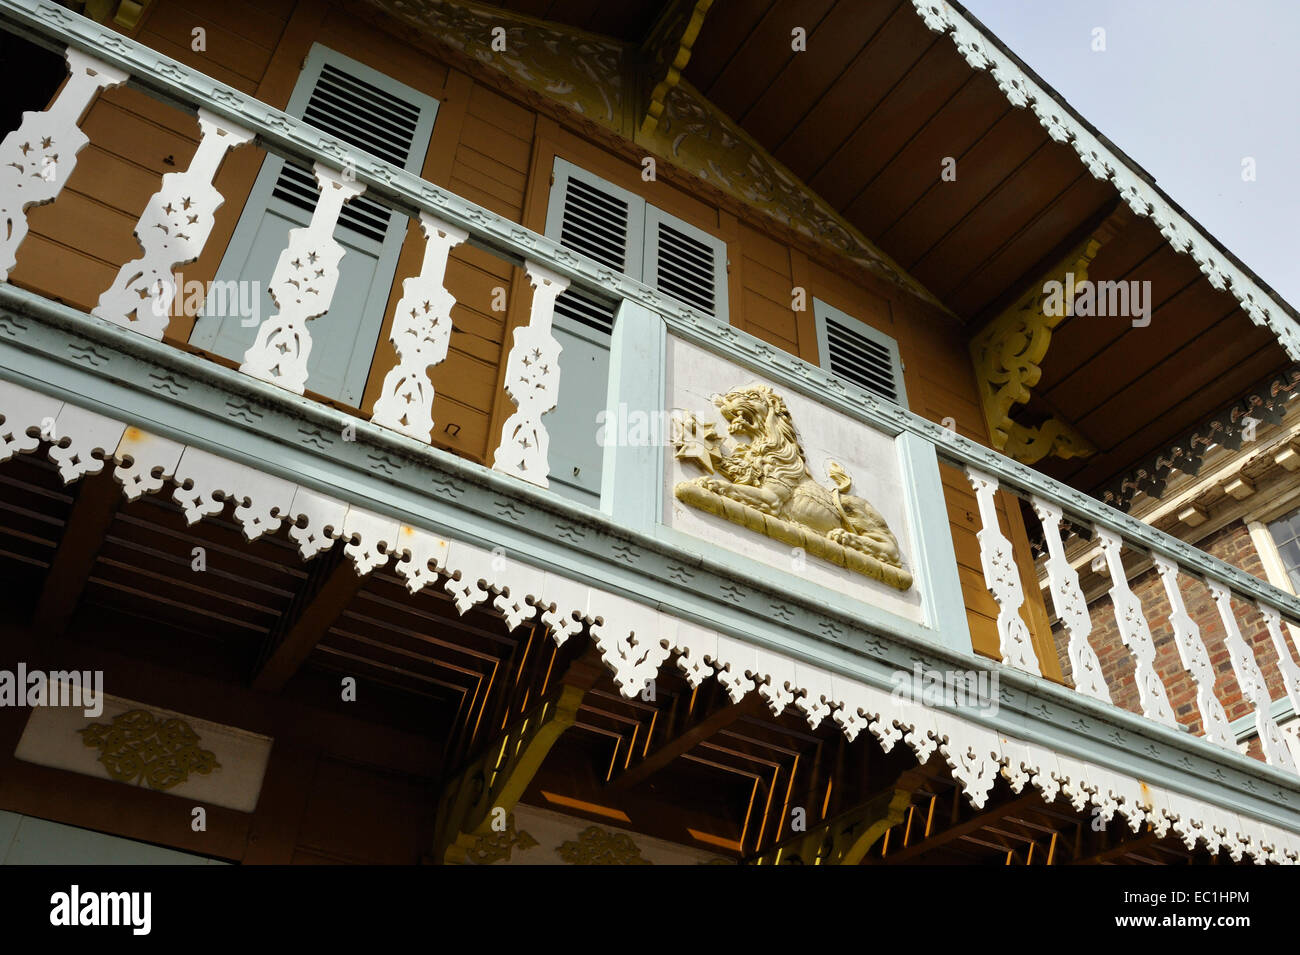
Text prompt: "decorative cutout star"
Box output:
[[674, 413, 722, 474]]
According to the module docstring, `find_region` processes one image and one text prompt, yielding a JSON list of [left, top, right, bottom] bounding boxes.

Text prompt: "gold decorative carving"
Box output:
[[78, 709, 221, 791], [362, 0, 936, 305], [381, 0, 625, 125], [463, 815, 539, 865], [557, 825, 652, 865], [673, 385, 913, 591], [435, 685, 585, 864], [639, 0, 714, 137], [969, 239, 1100, 465]]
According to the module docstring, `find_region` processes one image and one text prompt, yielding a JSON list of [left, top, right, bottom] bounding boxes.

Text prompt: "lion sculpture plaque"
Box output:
[[673, 384, 913, 591]]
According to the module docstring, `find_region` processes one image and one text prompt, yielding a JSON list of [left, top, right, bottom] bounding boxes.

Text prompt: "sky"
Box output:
[[959, 0, 1300, 308]]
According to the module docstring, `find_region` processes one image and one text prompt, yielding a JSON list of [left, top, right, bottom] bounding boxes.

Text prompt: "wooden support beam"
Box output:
[[252, 547, 367, 692], [1073, 826, 1160, 865], [33, 469, 121, 637], [607, 689, 765, 791], [434, 641, 605, 864], [882, 792, 1045, 864], [747, 766, 930, 865], [968, 206, 1127, 465]]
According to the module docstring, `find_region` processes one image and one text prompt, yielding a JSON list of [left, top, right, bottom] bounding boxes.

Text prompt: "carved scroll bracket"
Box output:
[[969, 238, 1103, 465], [638, 0, 714, 137]]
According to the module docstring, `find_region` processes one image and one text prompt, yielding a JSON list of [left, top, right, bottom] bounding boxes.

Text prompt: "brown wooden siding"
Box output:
[[7, 0, 1058, 673]]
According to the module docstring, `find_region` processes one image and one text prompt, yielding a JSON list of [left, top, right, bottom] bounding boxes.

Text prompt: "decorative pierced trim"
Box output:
[[370, 213, 467, 441], [492, 261, 568, 487], [239, 164, 364, 394], [1095, 527, 1177, 727], [92, 109, 253, 338], [2, 384, 1299, 860], [0, 47, 127, 280], [911, 0, 1300, 362], [967, 468, 1041, 674], [1032, 497, 1109, 702], [1100, 366, 1300, 511]]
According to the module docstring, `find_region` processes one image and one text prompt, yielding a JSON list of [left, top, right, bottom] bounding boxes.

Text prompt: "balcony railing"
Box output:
[[2, 0, 1300, 785]]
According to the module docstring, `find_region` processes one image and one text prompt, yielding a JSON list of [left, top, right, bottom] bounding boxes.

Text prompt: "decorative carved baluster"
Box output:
[[1094, 527, 1176, 727], [1152, 556, 1233, 747], [92, 109, 253, 337], [492, 261, 569, 486], [965, 468, 1040, 674], [1030, 497, 1109, 701], [0, 49, 128, 279], [239, 163, 364, 394], [1209, 583, 1298, 771], [370, 213, 467, 440], [1258, 605, 1300, 715]]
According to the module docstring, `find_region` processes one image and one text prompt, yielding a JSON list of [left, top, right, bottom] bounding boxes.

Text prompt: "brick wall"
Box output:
[[1050, 519, 1289, 759]]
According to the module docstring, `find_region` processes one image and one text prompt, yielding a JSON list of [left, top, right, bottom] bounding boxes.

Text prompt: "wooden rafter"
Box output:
[[747, 765, 931, 865], [881, 791, 1044, 864], [434, 640, 606, 864], [33, 469, 120, 637], [252, 546, 368, 692], [608, 685, 764, 791]]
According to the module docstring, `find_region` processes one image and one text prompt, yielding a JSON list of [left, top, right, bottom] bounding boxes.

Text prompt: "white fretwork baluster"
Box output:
[[240, 163, 364, 394], [1209, 582, 1297, 771], [0, 48, 128, 279], [1258, 605, 1300, 715], [1031, 497, 1109, 701], [492, 261, 569, 486], [92, 109, 253, 337], [1153, 555, 1233, 747], [965, 468, 1040, 674], [1094, 527, 1176, 727], [370, 213, 467, 440]]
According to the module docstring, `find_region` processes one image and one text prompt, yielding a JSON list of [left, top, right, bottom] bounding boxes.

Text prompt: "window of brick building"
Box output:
[[1266, 509, 1300, 591]]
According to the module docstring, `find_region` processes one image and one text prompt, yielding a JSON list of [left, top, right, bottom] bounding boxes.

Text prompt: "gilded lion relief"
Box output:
[[673, 385, 913, 591]]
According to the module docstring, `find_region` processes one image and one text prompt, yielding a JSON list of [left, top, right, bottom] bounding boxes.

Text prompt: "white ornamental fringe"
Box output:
[[908, 0, 1300, 360], [0, 376, 1298, 863]]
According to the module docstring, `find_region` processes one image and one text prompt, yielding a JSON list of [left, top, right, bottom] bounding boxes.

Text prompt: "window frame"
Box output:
[[812, 296, 908, 408]]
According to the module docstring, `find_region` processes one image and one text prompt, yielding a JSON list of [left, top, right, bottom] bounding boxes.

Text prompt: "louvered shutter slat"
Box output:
[[821, 310, 903, 404], [269, 62, 424, 244], [651, 220, 721, 316]]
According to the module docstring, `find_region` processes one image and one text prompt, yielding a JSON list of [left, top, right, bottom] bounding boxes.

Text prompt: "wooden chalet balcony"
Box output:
[[2, 0, 1300, 859]]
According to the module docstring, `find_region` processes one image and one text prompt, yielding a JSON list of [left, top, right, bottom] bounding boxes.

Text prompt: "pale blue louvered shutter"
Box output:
[[190, 44, 438, 406], [813, 297, 907, 407], [543, 160, 644, 506]]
